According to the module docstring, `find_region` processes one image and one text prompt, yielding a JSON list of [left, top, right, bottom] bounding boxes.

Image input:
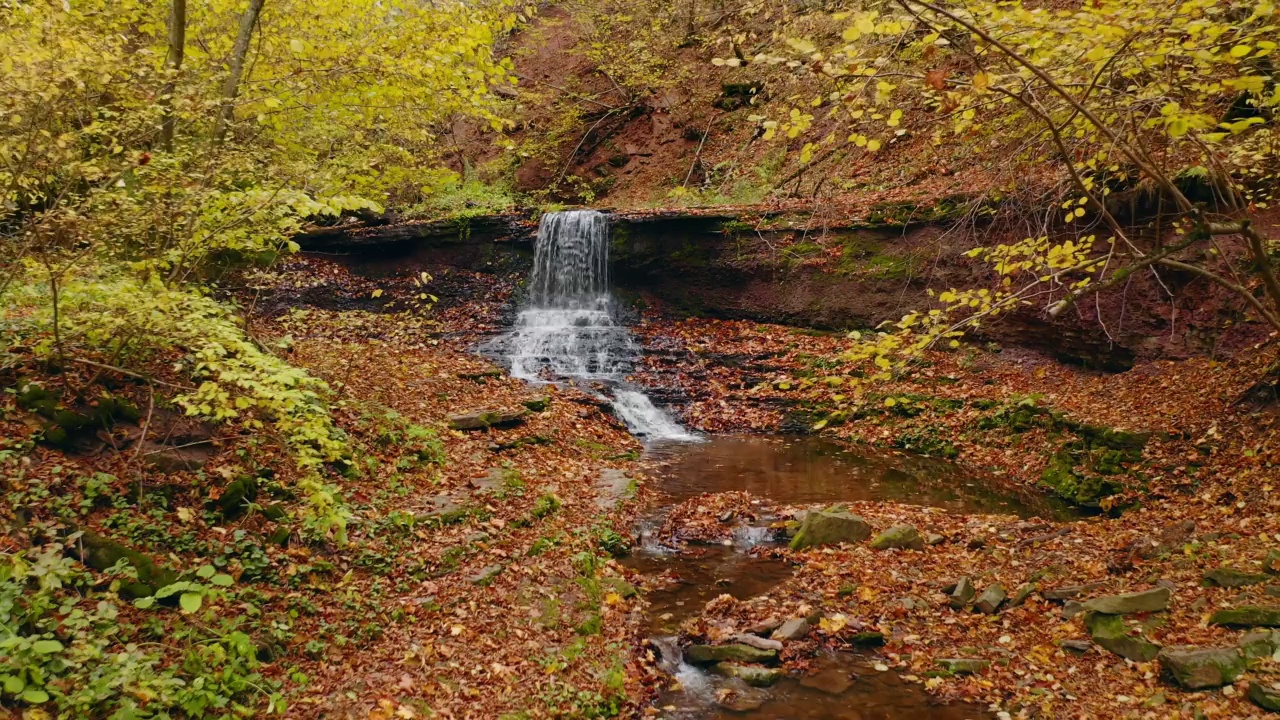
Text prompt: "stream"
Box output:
[[497, 210, 1025, 718]]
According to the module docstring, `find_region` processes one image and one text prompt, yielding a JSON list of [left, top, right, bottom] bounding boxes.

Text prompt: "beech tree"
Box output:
[[0, 0, 524, 539], [711, 0, 1280, 412]]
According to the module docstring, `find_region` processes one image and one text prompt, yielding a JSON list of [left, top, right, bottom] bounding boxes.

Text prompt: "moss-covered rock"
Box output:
[[1210, 605, 1280, 627], [685, 643, 778, 665], [1039, 449, 1121, 507], [72, 530, 178, 599], [788, 510, 871, 550], [1204, 567, 1270, 588], [869, 524, 925, 551], [1157, 646, 1245, 689], [1086, 612, 1161, 661], [211, 476, 259, 518]]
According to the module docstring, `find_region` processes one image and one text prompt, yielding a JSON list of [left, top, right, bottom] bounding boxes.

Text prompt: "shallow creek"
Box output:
[[624, 435, 1066, 719]]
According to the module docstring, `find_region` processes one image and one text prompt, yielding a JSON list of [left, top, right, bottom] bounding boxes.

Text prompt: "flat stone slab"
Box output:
[[595, 469, 632, 510], [730, 633, 784, 652], [937, 658, 989, 675], [1044, 582, 1105, 601], [685, 643, 778, 665], [1210, 605, 1280, 627], [447, 408, 529, 431], [869, 524, 925, 550], [1250, 681, 1280, 711], [771, 617, 811, 641], [1082, 587, 1171, 615], [1204, 567, 1270, 588]]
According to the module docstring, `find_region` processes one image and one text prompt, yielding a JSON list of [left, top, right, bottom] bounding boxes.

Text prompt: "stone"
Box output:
[[715, 684, 768, 712], [1082, 587, 1171, 615], [1210, 606, 1280, 627], [601, 577, 638, 599], [869, 524, 925, 551], [1061, 601, 1085, 621], [685, 644, 778, 665], [717, 663, 783, 687], [1204, 567, 1271, 588], [925, 532, 946, 546], [211, 475, 258, 518], [1240, 630, 1280, 659], [1157, 646, 1245, 689], [1060, 639, 1092, 654], [788, 510, 872, 550], [1044, 582, 1105, 601], [747, 617, 782, 635], [1008, 583, 1037, 608], [1086, 612, 1161, 661], [975, 583, 1007, 614], [522, 396, 551, 412], [849, 631, 886, 646], [1265, 550, 1280, 574], [595, 469, 632, 510], [447, 408, 528, 431], [469, 564, 504, 586], [936, 658, 989, 675], [1249, 681, 1280, 712], [72, 530, 178, 599], [731, 634, 783, 652], [471, 468, 506, 494], [949, 577, 976, 610], [771, 618, 810, 641]]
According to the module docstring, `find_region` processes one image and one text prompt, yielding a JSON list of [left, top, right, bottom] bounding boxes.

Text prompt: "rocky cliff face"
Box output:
[[295, 208, 1277, 370]]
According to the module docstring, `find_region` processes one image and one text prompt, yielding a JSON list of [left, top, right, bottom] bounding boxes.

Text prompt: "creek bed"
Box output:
[[625, 434, 1067, 718]]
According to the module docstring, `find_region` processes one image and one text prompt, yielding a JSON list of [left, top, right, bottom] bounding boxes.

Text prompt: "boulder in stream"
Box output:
[[684, 643, 778, 665], [788, 510, 871, 550]]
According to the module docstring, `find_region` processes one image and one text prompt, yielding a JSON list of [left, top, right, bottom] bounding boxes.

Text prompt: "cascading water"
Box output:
[[500, 210, 697, 441]]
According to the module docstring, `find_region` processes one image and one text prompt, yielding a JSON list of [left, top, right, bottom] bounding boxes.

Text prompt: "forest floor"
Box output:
[[5, 251, 1280, 719], [2, 256, 657, 720], [632, 312, 1280, 717]]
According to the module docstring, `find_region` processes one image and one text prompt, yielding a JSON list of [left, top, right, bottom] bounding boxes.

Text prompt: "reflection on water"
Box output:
[[624, 545, 793, 635], [644, 434, 1071, 519], [631, 434, 1015, 719]]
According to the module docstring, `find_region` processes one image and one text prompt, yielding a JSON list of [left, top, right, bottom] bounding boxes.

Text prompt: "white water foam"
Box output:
[[499, 210, 696, 442]]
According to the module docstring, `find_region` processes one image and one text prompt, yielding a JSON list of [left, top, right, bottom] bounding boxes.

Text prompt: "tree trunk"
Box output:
[[213, 0, 268, 143], [159, 0, 186, 150]]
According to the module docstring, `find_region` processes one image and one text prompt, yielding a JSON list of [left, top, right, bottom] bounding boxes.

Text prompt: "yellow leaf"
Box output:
[[371, 289, 383, 298], [972, 72, 990, 91], [866, 139, 882, 152]]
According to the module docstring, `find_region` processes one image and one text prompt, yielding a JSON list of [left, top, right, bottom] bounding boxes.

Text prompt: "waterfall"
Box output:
[[500, 210, 696, 441]]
